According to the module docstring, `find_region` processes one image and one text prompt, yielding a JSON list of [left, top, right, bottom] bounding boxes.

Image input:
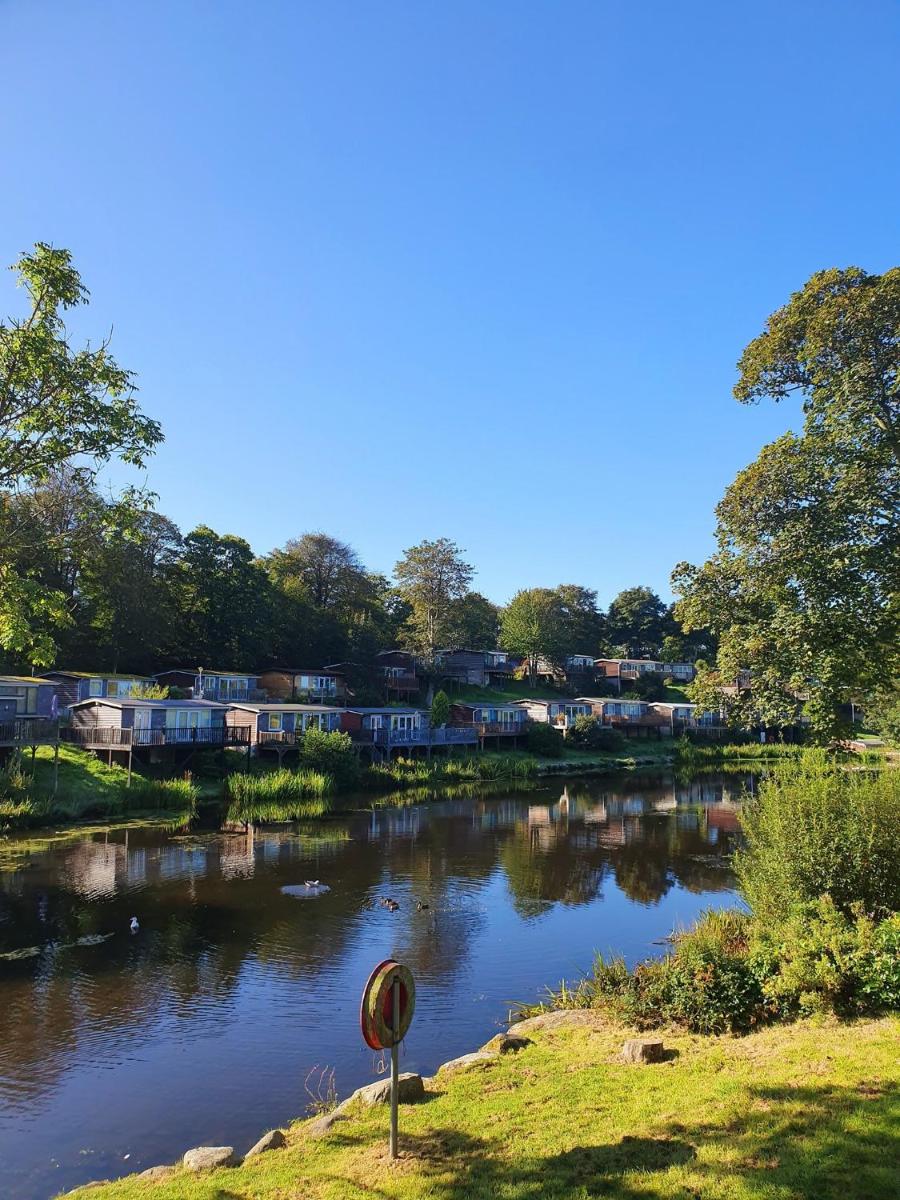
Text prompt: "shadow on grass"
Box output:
[[371, 1080, 900, 1200]]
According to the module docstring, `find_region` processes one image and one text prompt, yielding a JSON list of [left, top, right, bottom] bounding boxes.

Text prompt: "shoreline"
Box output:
[[63, 1010, 900, 1198]]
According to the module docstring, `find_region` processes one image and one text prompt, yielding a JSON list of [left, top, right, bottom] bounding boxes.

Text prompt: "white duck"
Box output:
[[129, 917, 140, 934]]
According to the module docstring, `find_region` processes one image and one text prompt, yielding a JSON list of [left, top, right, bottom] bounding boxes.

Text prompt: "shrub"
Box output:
[[527, 721, 563, 758], [736, 752, 900, 921], [621, 671, 667, 701], [430, 690, 450, 727], [299, 727, 360, 789], [568, 716, 626, 752]]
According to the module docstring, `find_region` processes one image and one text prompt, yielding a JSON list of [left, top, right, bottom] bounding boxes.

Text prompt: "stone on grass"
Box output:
[[622, 1038, 665, 1063], [245, 1129, 286, 1157], [136, 1165, 173, 1181], [481, 1033, 533, 1054], [507, 1010, 606, 1037], [308, 1108, 346, 1138], [351, 1072, 425, 1106], [182, 1146, 239, 1172], [437, 1050, 497, 1074]]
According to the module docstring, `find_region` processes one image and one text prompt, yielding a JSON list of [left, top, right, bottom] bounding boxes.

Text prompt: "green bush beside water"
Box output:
[[535, 752, 900, 1033]]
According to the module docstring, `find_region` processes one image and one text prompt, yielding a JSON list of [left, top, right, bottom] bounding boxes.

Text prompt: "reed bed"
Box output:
[[363, 754, 538, 791], [225, 768, 334, 823]]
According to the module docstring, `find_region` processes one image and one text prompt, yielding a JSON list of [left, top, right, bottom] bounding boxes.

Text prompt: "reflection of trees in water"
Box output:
[[0, 775, 742, 1108]]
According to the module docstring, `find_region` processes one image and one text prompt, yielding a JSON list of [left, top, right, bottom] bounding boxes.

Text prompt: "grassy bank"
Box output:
[[0, 745, 198, 832], [66, 1014, 899, 1200]]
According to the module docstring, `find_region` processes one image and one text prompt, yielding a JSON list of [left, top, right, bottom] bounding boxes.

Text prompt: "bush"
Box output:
[[736, 752, 900, 921], [568, 716, 626, 752], [622, 671, 667, 701], [430, 690, 450, 727], [526, 721, 563, 758], [749, 899, 900, 1018], [299, 727, 360, 789]]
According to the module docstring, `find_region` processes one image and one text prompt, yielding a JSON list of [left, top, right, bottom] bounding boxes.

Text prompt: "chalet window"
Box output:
[[89, 678, 103, 697], [0, 686, 38, 714], [268, 712, 283, 731]]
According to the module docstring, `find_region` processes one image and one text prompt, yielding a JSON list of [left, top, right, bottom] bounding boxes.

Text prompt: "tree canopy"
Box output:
[[675, 267, 900, 740], [393, 538, 474, 659]]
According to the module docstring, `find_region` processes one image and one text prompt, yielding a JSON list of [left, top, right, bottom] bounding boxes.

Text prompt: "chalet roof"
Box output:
[[452, 700, 526, 711], [346, 706, 425, 715], [259, 666, 344, 676], [69, 698, 229, 710], [649, 701, 696, 710], [229, 703, 347, 714], [154, 668, 257, 678], [0, 674, 54, 686], [41, 670, 152, 681]]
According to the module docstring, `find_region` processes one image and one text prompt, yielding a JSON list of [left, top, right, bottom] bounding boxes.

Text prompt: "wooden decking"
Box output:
[[63, 725, 252, 750], [0, 718, 61, 748]]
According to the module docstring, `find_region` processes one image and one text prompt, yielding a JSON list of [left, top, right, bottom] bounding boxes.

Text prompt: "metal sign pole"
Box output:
[[390, 976, 400, 1159]]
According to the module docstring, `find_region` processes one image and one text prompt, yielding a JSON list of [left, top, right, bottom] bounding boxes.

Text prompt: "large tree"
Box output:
[[393, 537, 473, 659], [500, 588, 567, 683], [605, 586, 671, 658], [445, 591, 500, 649], [674, 267, 900, 740], [554, 584, 606, 656], [0, 244, 162, 663], [167, 526, 273, 668]]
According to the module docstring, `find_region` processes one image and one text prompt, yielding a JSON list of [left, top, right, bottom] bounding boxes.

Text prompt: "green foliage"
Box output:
[[736, 753, 900, 921], [526, 721, 563, 758], [751, 899, 900, 1018], [0, 245, 162, 664], [430, 689, 450, 726], [606, 586, 671, 658], [567, 716, 625, 752], [226, 768, 333, 822], [674, 267, 900, 742], [444, 591, 500, 650], [501, 588, 567, 680], [393, 537, 473, 659], [621, 671, 667, 701], [298, 727, 360, 789], [364, 753, 537, 790]]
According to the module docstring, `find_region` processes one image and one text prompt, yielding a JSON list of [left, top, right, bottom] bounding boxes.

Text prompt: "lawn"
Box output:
[[67, 1014, 900, 1199], [450, 681, 570, 703]]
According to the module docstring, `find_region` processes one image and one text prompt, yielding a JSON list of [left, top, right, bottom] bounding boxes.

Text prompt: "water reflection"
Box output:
[[0, 772, 743, 1200]]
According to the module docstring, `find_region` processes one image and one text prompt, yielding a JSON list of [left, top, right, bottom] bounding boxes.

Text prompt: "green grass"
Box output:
[[0, 745, 198, 831], [225, 768, 334, 823], [66, 1014, 900, 1200]]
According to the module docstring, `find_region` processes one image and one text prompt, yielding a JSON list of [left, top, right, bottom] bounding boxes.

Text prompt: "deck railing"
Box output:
[[474, 721, 527, 736], [352, 726, 478, 747], [0, 718, 60, 746], [64, 725, 251, 748]]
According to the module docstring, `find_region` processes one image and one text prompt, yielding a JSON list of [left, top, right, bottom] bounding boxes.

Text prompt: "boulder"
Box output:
[[308, 1108, 347, 1138], [481, 1033, 533, 1054], [437, 1051, 497, 1074], [245, 1129, 287, 1157], [622, 1038, 666, 1063], [182, 1146, 239, 1172], [507, 1010, 606, 1037], [136, 1165, 173, 1181], [350, 1072, 425, 1106]]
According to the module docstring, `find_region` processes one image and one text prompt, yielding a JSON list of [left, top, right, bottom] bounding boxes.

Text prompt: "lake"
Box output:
[[0, 771, 745, 1199]]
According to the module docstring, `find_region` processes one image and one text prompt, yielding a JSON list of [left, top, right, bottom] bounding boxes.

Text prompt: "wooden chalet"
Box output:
[[40, 670, 154, 706], [256, 668, 347, 703], [449, 701, 528, 745], [153, 669, 262, 702]]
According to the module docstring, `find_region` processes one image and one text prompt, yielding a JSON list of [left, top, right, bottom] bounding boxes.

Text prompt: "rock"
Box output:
[[182, 1146, 239, 1172], [136, 1165, 173, 1180], [308, 1108, 347, 1138], [507, 1010, 606, 1037], [350, 1072, 425, 1106], [245, 1128, 286, 1157], [481, 1033, 533, 1054], [437, 1051, 497, 1073], [622, 1038, 666, 1063]]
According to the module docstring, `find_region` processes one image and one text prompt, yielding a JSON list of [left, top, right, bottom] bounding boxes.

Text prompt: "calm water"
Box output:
[[0, 772, 744, 1199]]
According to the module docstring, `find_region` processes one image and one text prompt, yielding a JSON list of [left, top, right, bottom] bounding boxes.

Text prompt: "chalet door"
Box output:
[[133, 709, 150, 741]]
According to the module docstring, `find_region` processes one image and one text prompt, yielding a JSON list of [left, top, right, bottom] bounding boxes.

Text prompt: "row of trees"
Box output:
[[0, 465, 699, 676], [0, 245, 701, 677], [3, 245, 895, 740]]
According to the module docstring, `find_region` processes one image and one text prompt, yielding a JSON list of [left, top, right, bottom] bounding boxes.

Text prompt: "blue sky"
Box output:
[[2, 1, 897, 606]]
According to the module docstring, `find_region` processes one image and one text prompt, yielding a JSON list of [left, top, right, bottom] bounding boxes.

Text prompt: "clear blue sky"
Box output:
[[2, 1, 897, 607]]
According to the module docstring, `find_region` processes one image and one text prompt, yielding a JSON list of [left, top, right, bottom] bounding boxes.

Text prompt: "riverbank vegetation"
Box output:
[[535, 753, 900, 1034], [70, 1013, 899, 1200], [0, 745, 198, 832]]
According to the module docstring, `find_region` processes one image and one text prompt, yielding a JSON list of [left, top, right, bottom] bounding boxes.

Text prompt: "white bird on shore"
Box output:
[[304, 880, 320, 888], [129, 917, 140, 934]]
